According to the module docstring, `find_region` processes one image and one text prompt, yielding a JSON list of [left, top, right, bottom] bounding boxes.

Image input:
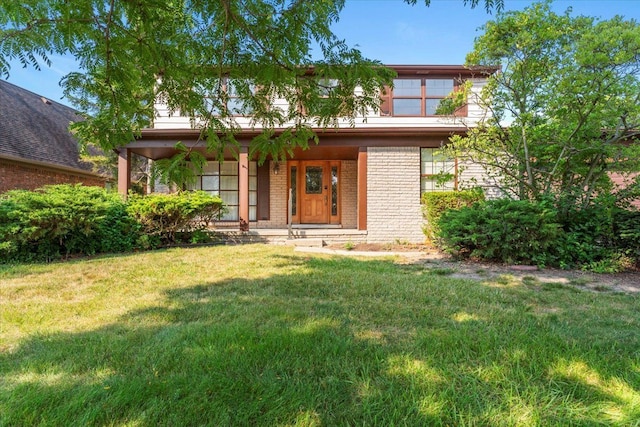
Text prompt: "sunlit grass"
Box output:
[[1, 244, 639, 426]]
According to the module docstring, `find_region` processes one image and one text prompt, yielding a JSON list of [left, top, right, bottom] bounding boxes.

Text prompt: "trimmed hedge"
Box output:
[[0, 186, 227, 263], [421, 189, 485, 243], [436, 197, 640, 270], [0, 184, 139, 262], [437, 198, 562, 265], [127, 191, 225, 246]]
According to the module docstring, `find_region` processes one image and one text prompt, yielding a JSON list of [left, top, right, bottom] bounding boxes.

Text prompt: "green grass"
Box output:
[[1, 245, 639, 426]]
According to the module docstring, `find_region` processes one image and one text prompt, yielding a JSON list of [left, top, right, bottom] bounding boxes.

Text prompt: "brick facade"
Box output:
[[341, 161, 357, 229], [0, 159, 106, 193], [366, 147, 424, 243], [256, 161, 288, 228]]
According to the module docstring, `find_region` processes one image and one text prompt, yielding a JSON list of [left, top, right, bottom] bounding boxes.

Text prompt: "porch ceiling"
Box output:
[[126, 126, 467, 160], [126, 145, 360, 161]]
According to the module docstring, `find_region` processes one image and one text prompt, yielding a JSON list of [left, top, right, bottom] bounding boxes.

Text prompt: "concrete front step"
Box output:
[[285, 238, 325, 248], [214, 228, 367, 245]]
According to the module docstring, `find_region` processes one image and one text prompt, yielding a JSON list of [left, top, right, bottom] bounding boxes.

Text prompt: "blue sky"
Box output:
[[3, 0, 640, 107]]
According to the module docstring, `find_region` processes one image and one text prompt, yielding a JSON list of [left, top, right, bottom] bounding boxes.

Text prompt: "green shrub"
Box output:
[[437, 198, 562, 266], [126, 191, 225, 245], [94, 202, 141, 254], [553, 195, 617, 266], [436, 195, 639, 270], [421, 189, 485, 243], [0, 184, 139, 262], [613, 208, 640, 267]]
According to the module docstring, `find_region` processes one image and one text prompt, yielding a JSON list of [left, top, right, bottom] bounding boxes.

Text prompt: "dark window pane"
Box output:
[[426, 79, 454, 96], [393, 99, 421, 115], [393, 79, 421, 96], [290, 166, 297, 216], [331, 166, 338, 216]]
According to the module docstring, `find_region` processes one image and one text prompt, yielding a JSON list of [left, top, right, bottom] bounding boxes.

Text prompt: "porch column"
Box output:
[[357, 147, 367, 231], [117, 148, 131, 197], [239, 147, 250, 230]]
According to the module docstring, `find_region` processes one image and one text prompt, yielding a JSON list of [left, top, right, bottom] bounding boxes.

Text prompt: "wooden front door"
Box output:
[[300, 161, 330, 224]]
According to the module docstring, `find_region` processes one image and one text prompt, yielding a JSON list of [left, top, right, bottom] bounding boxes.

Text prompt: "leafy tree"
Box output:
[[445, 1, 640, 212], [1, 0, 501, 179]]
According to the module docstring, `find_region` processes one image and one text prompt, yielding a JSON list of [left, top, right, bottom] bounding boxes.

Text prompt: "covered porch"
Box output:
[[117, 129, 370, 233], [117, 127, 464, 242]]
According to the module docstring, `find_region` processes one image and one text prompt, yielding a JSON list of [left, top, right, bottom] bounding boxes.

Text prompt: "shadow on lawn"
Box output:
[[1, 254, 639, 426]]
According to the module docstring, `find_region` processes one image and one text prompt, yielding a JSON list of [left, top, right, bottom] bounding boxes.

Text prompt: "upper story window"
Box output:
[[296, 78, 341, 117], [318, 78, 339, 96], [382, 78, 463, 117], [226, 80, 256, 116], [203, 79, 256, 117]]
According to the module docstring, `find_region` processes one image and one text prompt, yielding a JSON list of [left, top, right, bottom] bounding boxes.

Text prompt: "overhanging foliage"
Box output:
[[1, 0, 501, 170]]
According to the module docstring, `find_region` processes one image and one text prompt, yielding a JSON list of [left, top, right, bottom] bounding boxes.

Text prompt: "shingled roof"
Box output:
[[0, 79, 96, 173]]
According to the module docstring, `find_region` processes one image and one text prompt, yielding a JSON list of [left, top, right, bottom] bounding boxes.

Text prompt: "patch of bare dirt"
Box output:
[[328, 243, 640, 294]]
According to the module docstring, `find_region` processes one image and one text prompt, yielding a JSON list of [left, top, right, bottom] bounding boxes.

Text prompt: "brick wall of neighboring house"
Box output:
[[366, 147, 424, 243], [610, 172, 640, 208], [341, 161, 357, 229], [0, 160, 106, 193]]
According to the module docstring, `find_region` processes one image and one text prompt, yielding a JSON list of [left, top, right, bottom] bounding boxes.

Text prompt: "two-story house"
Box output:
[[116, 65, 497, 243]]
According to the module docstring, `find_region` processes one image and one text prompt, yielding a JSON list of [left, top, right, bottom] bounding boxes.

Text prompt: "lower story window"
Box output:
[[421, 148, 456, 192], [188, 161, 257, 221]]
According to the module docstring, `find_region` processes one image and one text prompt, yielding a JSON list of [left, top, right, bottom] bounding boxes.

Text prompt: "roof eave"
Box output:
[[0, 153, 110, 180]]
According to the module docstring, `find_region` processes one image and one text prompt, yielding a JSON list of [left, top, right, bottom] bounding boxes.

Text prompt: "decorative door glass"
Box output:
[[290, 166, 297, 216], [305, 166, 323, 194], [331, 166, 338, 216]]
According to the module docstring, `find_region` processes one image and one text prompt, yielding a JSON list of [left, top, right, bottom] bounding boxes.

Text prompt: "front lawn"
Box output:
[[1, 245, 639, 426]]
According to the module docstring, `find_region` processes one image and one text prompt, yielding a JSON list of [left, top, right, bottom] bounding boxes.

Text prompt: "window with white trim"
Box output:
[[421, 148, 456, 192]]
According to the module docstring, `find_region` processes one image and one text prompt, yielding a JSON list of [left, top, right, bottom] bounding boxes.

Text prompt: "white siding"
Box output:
[[459, 160, 504, 199], [466, 77, 489, 122], [151, 79, 489, 130]]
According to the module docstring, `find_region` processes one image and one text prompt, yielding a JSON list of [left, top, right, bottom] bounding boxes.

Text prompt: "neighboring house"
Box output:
[[0, 80, 107, 193], [117, 65, 498, 243], [611, 172, 640, 209]]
